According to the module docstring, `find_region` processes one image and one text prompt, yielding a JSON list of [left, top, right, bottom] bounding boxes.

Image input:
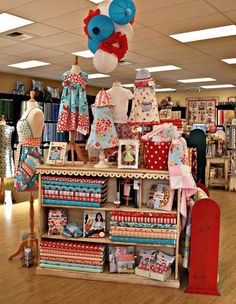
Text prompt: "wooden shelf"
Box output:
[[37, 163, 169, 180], [35, 267, 180, 288], [42, 202, 177, 214], [41, 233, 176, 248]]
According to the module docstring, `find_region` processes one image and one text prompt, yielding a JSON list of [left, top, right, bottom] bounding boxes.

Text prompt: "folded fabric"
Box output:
[[111, 236, 176, 245]]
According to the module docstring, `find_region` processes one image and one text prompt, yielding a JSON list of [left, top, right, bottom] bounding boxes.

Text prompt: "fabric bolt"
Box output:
[[40, 262, 103, 272], [86, 106, 119, 149], [111, 236, 176, 245], [110, 229, 176, 239], [42, 199, 102, 207], [129, 86, 159, 124], [110, 221, 177, 230], [0, 125, 14, 177], [114, 123, 133, 139], [14, 106, 43, 192], [57, 71, 89, 135]]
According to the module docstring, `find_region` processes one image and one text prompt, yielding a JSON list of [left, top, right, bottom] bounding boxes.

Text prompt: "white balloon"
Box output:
[[93, 49, 118, 73], [114, 23, 134, 40], [97, 0, 112, 16]]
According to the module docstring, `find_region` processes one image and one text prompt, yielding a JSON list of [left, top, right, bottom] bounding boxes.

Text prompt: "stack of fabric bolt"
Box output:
[[40, 240, 106, 272], [110, 211, 177, 245], [41, 176, 108, 207]]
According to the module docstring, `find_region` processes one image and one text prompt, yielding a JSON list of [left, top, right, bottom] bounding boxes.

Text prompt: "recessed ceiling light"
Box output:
[[170, 25, 236, 43], [88, 73, 110, 79], [122, 84, 134, 88], [178, 78, 216, 83], [200, 84, 235, 89], [136, 65, 181, 72], [71, 50, 94, 58], [222, 58, 236, 64], [155, 88, 176, 92], [8, 60, 50, 69], [0, 13, 33, 33], [89, 0, 104, 3]]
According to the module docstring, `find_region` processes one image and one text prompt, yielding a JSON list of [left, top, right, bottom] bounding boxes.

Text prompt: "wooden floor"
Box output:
[[0, 189, 236, 304]]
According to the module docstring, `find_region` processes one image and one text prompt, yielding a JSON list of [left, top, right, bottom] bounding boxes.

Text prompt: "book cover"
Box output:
[[147, 183, 175, 211], [83, 211, 106, 238]]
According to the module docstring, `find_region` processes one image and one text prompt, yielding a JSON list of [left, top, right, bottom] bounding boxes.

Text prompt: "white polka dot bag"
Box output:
[[144, 141, 171, 170]]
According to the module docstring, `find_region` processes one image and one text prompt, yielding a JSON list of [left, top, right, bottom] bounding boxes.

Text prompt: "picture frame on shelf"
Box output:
[[118, 139, 139, 169], [47, 142, 67, 166], [227, 97, 236, 103]]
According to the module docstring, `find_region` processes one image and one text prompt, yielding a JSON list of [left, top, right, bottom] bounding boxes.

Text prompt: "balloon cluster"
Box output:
[[84, 0, 136, 74]]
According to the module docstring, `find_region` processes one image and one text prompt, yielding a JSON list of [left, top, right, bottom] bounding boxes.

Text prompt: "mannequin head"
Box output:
[[0, 115, 6, 126], [112, 81, 121, 87], [27, 91, 38, 110]]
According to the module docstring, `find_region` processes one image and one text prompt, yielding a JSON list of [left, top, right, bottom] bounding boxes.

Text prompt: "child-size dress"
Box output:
[[129, 86, 159, 124], [0, 125, 14, 178], [57, 70, 90, 135], [14, 107, 44, 192], [86, 106, 119, 150]]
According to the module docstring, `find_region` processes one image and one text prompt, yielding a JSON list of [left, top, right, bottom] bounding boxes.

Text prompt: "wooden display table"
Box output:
[[205, 156, 230, 189]]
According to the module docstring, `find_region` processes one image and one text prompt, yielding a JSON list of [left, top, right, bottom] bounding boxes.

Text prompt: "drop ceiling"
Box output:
[[0, 0, 236, 90]]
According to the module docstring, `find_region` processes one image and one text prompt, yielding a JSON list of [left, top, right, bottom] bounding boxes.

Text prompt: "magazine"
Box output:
[[83, 211, 106, 238]]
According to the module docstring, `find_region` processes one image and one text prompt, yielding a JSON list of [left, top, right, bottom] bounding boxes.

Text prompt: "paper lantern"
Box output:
[[109, 0, 136, 25], [88, 39, 100, 54], [93, 49, 118, 73], [88, 14, 115, 42], [98, 0, 112, 16], [114, 23, 134, 40]]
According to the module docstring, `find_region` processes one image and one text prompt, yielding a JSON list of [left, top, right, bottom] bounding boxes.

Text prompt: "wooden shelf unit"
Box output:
[[36, 164, 181, 288]]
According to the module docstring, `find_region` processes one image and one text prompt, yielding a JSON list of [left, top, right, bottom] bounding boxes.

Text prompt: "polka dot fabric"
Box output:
[[144, 141, 171, 170]]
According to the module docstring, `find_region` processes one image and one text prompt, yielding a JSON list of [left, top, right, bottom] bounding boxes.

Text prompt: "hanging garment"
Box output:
[[14, 106, 44, 192], [86, 106, 119, 150], [0, 125, 14, 178], [57, 71, 90, 135], [129, 86, 159, 124]]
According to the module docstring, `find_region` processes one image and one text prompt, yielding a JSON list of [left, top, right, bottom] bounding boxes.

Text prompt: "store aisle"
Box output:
[[0, 190, 235, 304]]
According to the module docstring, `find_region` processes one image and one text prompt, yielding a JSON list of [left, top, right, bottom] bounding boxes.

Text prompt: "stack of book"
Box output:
[[42, 176, 108, 207], [39, 240, 106, 272], [110, 211, 177, 245]]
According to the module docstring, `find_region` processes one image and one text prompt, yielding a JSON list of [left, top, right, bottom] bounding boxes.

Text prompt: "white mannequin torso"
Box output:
[[19, 91, 44, 138], [106, 83, 134, 123]]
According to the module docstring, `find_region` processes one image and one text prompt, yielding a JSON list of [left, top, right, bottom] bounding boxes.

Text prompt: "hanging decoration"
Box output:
[[84, 0, 136, 73]]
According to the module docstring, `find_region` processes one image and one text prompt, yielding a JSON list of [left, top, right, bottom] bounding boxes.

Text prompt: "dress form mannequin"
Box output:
[[9, 91, 44, 262]]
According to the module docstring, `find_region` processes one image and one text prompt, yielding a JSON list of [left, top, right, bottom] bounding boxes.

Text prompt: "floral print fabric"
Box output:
[[0, 125, 14, 177], [87, 106, 119, 149], [57, 71, 89, 135]]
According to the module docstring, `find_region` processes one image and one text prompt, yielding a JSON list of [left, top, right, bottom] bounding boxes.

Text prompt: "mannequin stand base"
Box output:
[[94, 161, 109, 168], [8, 237, 38, 264]]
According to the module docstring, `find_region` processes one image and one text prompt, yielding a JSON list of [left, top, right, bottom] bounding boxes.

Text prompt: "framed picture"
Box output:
[[118, 139, 139, 169], [228, 97, 236, 102], [47, 142, 67, 166], [83, 210, 106, 238]]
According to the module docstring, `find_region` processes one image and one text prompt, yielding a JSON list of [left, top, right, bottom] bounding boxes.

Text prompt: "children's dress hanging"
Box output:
[[0, 125, 14, 178], [57, 70, 90, 135]]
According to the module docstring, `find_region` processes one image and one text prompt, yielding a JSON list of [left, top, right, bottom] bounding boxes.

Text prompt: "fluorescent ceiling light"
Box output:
[[136, 65, 181, 72], [170, 25, 236, 43], [122, 84, 134, 88], [8, 60, 50, 69], [155, 88, 176, 92], [201, 84, 235, 89], [72, 50, 94, 58], [89, 0, 104, 3], [0, 13, 33, 33], [88, 73, 110, 79], [178, 78, 216, 83], [222, 58, 236, 64]]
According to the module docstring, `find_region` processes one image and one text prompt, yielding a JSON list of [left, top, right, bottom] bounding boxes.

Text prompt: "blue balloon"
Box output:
[[88, 39, 99, 54], [109, 0, 136, 25], [88, 14, 115, 42]]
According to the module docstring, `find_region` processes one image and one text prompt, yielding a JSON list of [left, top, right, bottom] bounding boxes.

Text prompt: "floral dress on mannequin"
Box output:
[[86, 90, 119, 150], [57, 70, 90, 135], [0, 125, 14, 178], [129, 69, 159, 124], [14, 107, 44, 191]]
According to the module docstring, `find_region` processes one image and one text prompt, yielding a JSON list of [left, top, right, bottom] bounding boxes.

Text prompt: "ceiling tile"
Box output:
[[129, 36, 178, 51], [136, 0, 219, 26], [25, 32, 83, 48], [206, 0, 236, 12], [0, 0, 33, 10], [152, 14, 232, 35], [135, 0, 193, 13], [132, 28, 162, 41], [224, 10, 236, 23], [21, 23, 62, 37], [52, 40, 88, 53], [17, 48, 65, 59], [43, 9, 88, 31], [0, 43, 41, 56], [8, 0, 93, 22], [0, 37, 19, 48]]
